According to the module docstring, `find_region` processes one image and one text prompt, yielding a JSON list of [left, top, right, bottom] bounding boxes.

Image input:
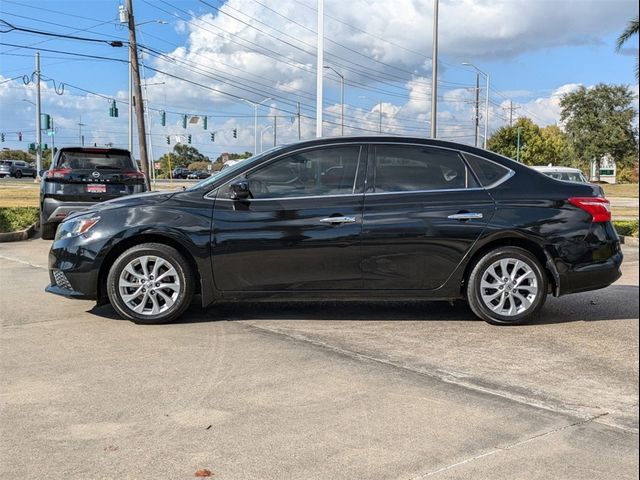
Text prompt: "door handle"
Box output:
[[447, 212, 483, 220], [319, 216, 357, 225]]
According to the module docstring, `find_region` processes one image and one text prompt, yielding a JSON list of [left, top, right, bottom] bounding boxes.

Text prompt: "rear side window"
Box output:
[[372, 146, 478, 193], [56, 151, 135, 170], [463, 153, 512, 187]]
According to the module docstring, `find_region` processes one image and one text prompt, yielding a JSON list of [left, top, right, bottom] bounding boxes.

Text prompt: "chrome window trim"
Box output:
[[205, 141, 516, 201]]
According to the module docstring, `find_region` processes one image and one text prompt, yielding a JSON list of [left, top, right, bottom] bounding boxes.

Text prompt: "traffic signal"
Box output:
[[187, 134, 192, 144], [232, 128, 237, 138], [18, 132, 22, 141], [160, 111, 166, 126], [1, 133, 4, 142], [166, 136, 170, 145], [203, 116, 208, 130], [182, 115, 187, 129], [41, 113, 51, 129], [109, 100, 118, 118], [210, 132, 215, 142]]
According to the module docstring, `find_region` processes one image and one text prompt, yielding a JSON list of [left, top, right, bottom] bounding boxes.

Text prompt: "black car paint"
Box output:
[[46, 137, 622, 308]]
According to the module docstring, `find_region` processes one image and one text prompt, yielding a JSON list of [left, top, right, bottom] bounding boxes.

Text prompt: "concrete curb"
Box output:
[[621, 236, 639, 248], [0, 222, 38, 243]]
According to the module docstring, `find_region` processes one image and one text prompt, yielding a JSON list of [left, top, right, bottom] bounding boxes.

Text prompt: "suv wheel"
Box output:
[[466, 246, 548, 325], [40, 213, 57, 240], [14, 170, 22, 178], [107, 243, 194, 324]]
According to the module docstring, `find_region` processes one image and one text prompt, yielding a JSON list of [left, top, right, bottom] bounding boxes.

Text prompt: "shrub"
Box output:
[[613, 220, 639, 238], [0, 207, 39, 233]]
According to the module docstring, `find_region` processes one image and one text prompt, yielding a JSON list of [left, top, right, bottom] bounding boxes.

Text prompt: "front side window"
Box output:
[[372, 146, 478, 193], [246, 146, 361, 199]]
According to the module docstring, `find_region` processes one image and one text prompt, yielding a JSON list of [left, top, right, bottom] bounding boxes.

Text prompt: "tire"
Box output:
[[466, 246, 548, 325], [40, 215, 57, 240], [15, 170, 22, 178], [107, 243, 194, 324]]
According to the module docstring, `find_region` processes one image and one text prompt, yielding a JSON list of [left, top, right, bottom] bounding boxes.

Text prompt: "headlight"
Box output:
[[56, 215, 101, 239]]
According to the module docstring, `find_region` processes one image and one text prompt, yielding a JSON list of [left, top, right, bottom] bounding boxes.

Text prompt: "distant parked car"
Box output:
[[532, 165, 588, 183], [40, 147, 147, 240], [0, 160, 37, 178], [172, 167, 190, 179], [187, 170, 211, 179]]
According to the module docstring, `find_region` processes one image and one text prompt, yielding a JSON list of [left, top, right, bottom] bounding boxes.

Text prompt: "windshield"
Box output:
[[186, 146, 283, 191]]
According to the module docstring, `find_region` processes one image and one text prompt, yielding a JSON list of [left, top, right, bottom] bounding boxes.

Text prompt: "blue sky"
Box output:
[[1, 0, 638, 160]]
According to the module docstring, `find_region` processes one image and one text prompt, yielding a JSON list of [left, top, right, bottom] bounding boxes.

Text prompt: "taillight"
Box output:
[[568, 197, 611, 222], [122, 170, 145, 180], [49, 168, 71, 178]]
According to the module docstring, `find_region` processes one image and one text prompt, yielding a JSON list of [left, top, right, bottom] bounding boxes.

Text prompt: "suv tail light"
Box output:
[[568, 197, 611, 223], [49, 167, 71, 178], [122, 170, 145, 180]]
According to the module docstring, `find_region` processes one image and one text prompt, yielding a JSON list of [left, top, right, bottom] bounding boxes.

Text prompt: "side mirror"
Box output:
[[229, 178, 252, 200]]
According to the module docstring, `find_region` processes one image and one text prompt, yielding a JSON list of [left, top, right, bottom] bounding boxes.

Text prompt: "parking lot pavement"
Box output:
[[0, 239, 638, 479]]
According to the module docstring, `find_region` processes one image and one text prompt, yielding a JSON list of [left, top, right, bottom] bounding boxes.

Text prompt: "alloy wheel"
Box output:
[[479, 258, 539, 317]]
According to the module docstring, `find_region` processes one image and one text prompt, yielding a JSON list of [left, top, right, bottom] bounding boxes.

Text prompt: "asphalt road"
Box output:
[[0, 238, 638, 479]]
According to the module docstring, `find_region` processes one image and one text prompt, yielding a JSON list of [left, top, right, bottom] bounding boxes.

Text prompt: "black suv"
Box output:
[[172, 167, 190, 179], [40, 147, 147, 239]]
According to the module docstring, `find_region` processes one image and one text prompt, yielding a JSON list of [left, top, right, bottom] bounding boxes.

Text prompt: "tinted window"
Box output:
[[247, 146, 360, 199], [463, 153, 511, 187], [373, 146, 477, 192], [56, 151, 135, 170]]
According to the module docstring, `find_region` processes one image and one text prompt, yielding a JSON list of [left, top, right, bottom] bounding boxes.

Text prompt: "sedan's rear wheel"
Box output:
[[107, 243, 194, 324], [467, 247, 547, 325]]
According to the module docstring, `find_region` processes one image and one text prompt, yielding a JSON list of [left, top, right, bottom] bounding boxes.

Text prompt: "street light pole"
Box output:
[[316, 0, 324, 138], [430, 0, 439, 138], [35, 52, 42, 179], [462, 62, 490, 148], [323, 65, 344, 136], [243, 97, 271, 156]]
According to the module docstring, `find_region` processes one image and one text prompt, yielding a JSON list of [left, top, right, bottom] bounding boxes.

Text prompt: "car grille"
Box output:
[[53, 270, 73, 290]]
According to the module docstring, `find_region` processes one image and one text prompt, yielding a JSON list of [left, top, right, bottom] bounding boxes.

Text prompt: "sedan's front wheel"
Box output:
[[466, 246, 547, 325], [107, 243, 194, 324]]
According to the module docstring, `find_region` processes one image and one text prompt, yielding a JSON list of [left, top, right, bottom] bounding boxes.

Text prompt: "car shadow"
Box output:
[[88, 284, 638, 325]]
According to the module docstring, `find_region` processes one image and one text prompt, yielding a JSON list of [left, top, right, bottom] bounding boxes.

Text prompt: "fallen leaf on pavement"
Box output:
[[194, 469, 213, 477]]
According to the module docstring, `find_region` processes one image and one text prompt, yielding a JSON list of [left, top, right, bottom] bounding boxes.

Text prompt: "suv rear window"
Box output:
[[463, 153, 512, 187], [56, 152, 135, 170], [0, 161, 14, 165]]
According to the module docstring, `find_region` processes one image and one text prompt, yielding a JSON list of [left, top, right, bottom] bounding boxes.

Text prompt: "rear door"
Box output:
[[212, 144, 365, 291], [361, 144, 496, 290]]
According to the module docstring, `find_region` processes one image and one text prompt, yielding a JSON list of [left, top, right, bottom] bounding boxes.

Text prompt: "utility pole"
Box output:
[[504, 100, 520, 127], [315, 0, 324, 138], [78, 116, 86, 146], [35, 52, 42, 179], [297, 101, 301, 141], [379, 100, 383, 134], [474, 73, 480, 147], [430, 0, 439, 138], [50, 117, 54, 165], [516, 126, 522, 163], [126, 0, 150, 186], [273, 115, 277, 147]]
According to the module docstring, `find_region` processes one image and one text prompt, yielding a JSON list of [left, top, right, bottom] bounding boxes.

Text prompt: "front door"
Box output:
[[361, 144, 496, 290], [212, 144, 365, 291]]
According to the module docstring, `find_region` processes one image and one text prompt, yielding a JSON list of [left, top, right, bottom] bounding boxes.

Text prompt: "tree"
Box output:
[[560, 84, 638, 181], [487, 118, 574, 167], [157, 144, 208, 174], [214, 151, 252, 163], [0, 149, 33, 162], [616, 16, 639, 79]]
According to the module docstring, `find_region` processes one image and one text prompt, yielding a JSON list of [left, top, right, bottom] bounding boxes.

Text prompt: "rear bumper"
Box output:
[[42, 198, 97, 223], [559, 250, 623, 295]]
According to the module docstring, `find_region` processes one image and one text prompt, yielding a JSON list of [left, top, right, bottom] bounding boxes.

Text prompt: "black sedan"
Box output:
[[46, 137, 622, 325]]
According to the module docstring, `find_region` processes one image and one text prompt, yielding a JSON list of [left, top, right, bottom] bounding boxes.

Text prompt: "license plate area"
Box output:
[[87, 184, 106, 193]]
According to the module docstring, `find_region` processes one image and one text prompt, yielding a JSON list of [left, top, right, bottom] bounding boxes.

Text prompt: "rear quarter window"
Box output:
[[463, 153, 512, 187]]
